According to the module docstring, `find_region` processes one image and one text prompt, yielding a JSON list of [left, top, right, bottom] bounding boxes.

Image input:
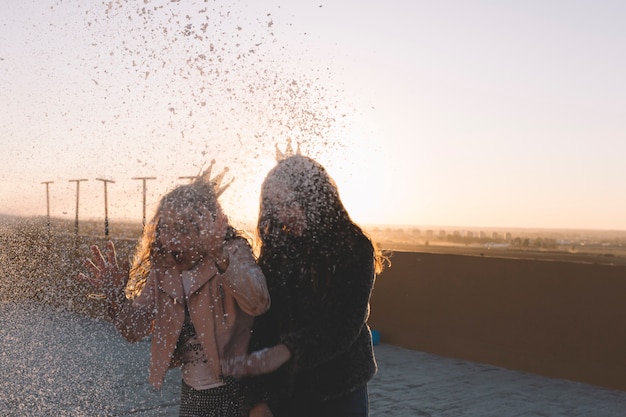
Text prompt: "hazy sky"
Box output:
[[2, 0, 626, 231]]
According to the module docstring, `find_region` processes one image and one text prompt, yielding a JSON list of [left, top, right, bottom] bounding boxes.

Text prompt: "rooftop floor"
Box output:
[[2, 301, 625, 416]]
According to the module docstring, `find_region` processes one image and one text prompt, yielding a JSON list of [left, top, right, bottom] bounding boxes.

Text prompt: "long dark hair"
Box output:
[[257, 155, 384, 290]]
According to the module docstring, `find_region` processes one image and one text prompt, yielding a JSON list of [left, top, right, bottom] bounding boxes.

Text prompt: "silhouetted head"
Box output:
[[258, 154, 354, 246]]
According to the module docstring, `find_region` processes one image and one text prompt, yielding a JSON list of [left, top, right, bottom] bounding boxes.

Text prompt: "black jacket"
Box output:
[[248, 232, 377, 408]]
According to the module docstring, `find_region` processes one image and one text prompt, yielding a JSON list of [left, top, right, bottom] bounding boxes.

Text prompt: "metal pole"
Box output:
[[41, 181, 53, 235], [69, 179, 88, 236], [178, 176, 198, 183], [132, 176, 156, 226], [96, 178, 115, 236]]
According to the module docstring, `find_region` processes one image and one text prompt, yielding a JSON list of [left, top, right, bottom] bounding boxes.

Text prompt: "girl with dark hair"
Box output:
[[226, 154, 385, 417]]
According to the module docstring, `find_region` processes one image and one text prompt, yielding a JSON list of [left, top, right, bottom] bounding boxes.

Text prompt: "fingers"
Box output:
[[80, 257, 102, 288], [80, 243, 123, 288], [83, 257, 99, 275], [76, 272, 100, 288], [106, 240, 118, 268], [89, 244, 106, 271], [77, 242, 131, 312], [87, 243, 120, 273]]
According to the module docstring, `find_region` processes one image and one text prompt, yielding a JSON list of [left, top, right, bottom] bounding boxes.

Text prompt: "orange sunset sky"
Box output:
[[2, 0, 626, 231]]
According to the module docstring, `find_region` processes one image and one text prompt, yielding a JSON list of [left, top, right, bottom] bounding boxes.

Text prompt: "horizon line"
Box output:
[[4, 213, 626, 234]]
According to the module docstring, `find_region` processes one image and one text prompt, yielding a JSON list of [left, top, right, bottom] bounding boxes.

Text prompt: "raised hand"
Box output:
[[77, 241, 129, 310]]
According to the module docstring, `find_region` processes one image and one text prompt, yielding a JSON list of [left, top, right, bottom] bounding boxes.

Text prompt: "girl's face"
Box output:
[[263, 180, 306, 236], [157, 205, 223, 269]]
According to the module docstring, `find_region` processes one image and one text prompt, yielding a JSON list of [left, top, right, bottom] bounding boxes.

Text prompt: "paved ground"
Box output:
[[2, 301, 626, 416]]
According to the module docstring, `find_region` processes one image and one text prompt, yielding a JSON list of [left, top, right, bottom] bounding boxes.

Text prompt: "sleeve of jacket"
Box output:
[[220, 237, 270, 317], [112, 271, 157, 343], [280, 242, 375, 372]]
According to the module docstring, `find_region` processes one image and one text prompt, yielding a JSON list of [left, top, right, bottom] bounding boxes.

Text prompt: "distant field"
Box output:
[[3, 214, 626, 303], [4, 214, 626, 263], [376, 241, 626, 265], [367, 225, 626, 265]]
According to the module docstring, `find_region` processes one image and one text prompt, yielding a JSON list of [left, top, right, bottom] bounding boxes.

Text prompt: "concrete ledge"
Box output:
[[368, 250, 626, 391]]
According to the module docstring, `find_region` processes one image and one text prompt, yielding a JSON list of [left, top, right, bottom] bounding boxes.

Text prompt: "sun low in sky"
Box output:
[[2, 0, 626, 231]]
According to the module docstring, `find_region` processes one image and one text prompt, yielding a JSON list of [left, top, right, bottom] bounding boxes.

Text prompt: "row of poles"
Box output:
[[41, 176, 164, 236]]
